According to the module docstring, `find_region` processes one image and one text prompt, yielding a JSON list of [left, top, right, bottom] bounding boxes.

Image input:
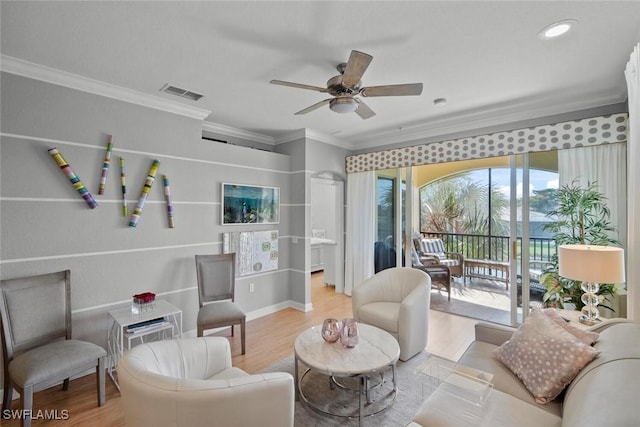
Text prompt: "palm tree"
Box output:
[[420, 171, 510, 257]]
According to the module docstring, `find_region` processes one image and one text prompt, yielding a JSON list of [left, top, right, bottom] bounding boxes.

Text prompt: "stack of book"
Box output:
[[125, 317, 168, 335]]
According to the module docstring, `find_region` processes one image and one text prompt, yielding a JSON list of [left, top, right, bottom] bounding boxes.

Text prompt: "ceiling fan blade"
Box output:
[[360, 83, 423, 97], [355, 99, 376, 120], [270, 80, 328, 93], [295, 98, 332, 115], [342, 50, 373, 88]]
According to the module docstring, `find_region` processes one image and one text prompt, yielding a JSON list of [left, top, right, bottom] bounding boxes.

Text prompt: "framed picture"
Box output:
[[222, 183, 280, 225], [223, 230, 279, 276]]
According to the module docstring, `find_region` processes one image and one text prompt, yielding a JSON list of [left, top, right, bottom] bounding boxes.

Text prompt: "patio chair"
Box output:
[[413, 237, 464, 278], [411, 250, 451, 300]]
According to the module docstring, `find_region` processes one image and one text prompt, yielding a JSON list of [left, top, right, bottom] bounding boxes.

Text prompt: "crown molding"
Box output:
[[276, 128, 350, 149], [0, 55, 211, 120], [201, 121, 275, 145], [349, 88, 628, 150]]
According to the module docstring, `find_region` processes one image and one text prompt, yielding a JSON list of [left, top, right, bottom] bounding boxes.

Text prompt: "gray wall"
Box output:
[[0, 72, 293, 369], [0, 72, 352, 394], [275, 137, 351, 307]]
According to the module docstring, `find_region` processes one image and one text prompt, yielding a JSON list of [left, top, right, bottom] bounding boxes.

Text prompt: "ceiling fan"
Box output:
[[270, 50, 423, 119]]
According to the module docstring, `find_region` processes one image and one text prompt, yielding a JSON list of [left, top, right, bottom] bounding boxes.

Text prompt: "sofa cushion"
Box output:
[[562, 322, 640, 427], [494, 309, 599, 404], [459, 341, 562, 416], [542, 308, 599, 345], [412, 386, 562, 427]]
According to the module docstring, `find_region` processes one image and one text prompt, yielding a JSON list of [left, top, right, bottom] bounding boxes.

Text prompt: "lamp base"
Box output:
[[578, 315, 601, 326]]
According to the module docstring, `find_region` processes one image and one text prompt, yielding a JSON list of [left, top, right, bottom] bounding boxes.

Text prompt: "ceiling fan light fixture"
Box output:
[[329, 97, 359, 114], [538, 19, 577, 40]]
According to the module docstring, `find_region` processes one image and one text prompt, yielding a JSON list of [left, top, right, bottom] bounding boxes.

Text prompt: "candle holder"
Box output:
[[321, 318, 342, 343], [340, 318, 359, 348]]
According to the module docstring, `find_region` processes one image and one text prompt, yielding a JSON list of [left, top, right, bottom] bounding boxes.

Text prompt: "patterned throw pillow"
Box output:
[[494, 309, 599, 404], [542, 308, 600, 345]]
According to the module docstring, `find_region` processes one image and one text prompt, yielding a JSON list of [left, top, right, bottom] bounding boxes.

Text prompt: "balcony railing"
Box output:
[[421, 232, 556, 264]]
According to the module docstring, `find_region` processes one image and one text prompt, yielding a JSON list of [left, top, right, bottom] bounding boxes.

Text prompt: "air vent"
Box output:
[[160, 84, 204, 101]]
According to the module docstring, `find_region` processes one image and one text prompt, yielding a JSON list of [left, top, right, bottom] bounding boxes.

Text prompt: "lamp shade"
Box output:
[[559, 244, 625, 283]]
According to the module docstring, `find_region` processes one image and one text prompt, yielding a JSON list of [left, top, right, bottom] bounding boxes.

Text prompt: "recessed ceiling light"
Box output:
[[538, 19, 577, 40], [433, 98, 447, 107]]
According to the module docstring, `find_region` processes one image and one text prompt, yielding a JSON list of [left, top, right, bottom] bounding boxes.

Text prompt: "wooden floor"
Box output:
[[2, 272, 476, 426]]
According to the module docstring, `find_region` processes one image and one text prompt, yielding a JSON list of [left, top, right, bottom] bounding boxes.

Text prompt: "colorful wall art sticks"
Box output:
[[163, 174, 175, 228], [48, 147, 98, 209], [129, 159, 160, 227], [120, 156, 127, 217], [98, 135, 113, 195]]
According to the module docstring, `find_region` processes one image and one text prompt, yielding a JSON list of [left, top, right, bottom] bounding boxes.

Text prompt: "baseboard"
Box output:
[[0, 299, 314, 399]]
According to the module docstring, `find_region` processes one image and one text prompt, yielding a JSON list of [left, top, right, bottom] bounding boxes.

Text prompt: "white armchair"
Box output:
[[352, 267, 431, 361], [117, 337, 294, 427]]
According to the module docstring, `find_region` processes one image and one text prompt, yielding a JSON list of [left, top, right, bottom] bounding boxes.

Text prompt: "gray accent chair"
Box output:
[[0, 270, 106, 427], [352, 267, 430, 361], [195, 253, 246, 354]]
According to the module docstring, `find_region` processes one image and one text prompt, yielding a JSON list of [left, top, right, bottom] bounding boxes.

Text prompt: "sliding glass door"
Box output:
[[374, 144, 625, 326], [414, 153, 560, 325]]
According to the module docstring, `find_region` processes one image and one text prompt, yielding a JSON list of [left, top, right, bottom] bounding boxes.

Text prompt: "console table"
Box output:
[[106, 299, 182, 390]]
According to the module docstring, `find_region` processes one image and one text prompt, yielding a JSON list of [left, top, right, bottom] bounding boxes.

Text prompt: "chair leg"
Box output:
[[62, 378, 70, 391], [241, 319, 246, 355], [230, 324, 234, 337], [97, 357, 106, 406], [2, 373, 12, 413], [22, 385, 33, 427]]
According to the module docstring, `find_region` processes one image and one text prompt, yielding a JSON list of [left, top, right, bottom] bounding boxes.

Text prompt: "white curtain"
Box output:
[[625, 43, 640, 321], [344, 171, 376, 296], [558, 143, 627, 247]]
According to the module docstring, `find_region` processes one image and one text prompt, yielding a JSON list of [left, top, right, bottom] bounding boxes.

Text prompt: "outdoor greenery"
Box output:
[[540, 180, 620, 311], [419, 173, 509, 259]]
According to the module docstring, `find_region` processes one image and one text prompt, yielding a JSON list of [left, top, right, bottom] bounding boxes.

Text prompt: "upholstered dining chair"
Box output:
[[352, 267, 431, 361], [0, 270, 106, 427], [195, 253, 246, 354]]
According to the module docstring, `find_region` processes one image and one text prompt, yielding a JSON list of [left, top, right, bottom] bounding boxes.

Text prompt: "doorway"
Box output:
[[310, 174, 345, 296]]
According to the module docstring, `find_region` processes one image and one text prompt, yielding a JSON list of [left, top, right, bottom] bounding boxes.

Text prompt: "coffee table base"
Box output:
[[295, 358, 398, 426]]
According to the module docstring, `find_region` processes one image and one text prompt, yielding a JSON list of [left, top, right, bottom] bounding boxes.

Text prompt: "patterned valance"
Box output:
[[346, 113, 628, 173]]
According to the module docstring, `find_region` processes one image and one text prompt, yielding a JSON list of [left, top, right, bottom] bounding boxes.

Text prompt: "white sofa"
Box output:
[[410, 319, 640, 427], [117, 337, 294, 427], [352, 267, 431, 361]]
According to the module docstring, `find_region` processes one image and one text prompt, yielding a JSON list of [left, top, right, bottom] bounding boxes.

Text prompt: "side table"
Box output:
[[106, 299, 182, 390], [554, 308, 595, 330]]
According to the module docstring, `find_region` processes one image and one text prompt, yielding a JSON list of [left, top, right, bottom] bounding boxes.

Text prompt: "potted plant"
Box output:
[[540, 180, 620, 311]]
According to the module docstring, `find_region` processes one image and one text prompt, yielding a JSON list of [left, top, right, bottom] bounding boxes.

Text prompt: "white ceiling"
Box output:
[[2, 1, 639, 151]]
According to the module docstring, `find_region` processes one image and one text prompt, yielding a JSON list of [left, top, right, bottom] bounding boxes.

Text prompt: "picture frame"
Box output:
[[222, 183, 280, 225]]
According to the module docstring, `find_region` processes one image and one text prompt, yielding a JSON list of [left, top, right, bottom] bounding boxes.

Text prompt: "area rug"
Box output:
[[260, 351, 456, 426]]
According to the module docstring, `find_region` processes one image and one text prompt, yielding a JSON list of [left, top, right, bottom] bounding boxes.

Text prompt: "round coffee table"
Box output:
[[294, 323, 400, 425]]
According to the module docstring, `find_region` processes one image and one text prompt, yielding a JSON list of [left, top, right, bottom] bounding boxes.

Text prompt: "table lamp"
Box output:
[[559, 244, 625, 325]]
